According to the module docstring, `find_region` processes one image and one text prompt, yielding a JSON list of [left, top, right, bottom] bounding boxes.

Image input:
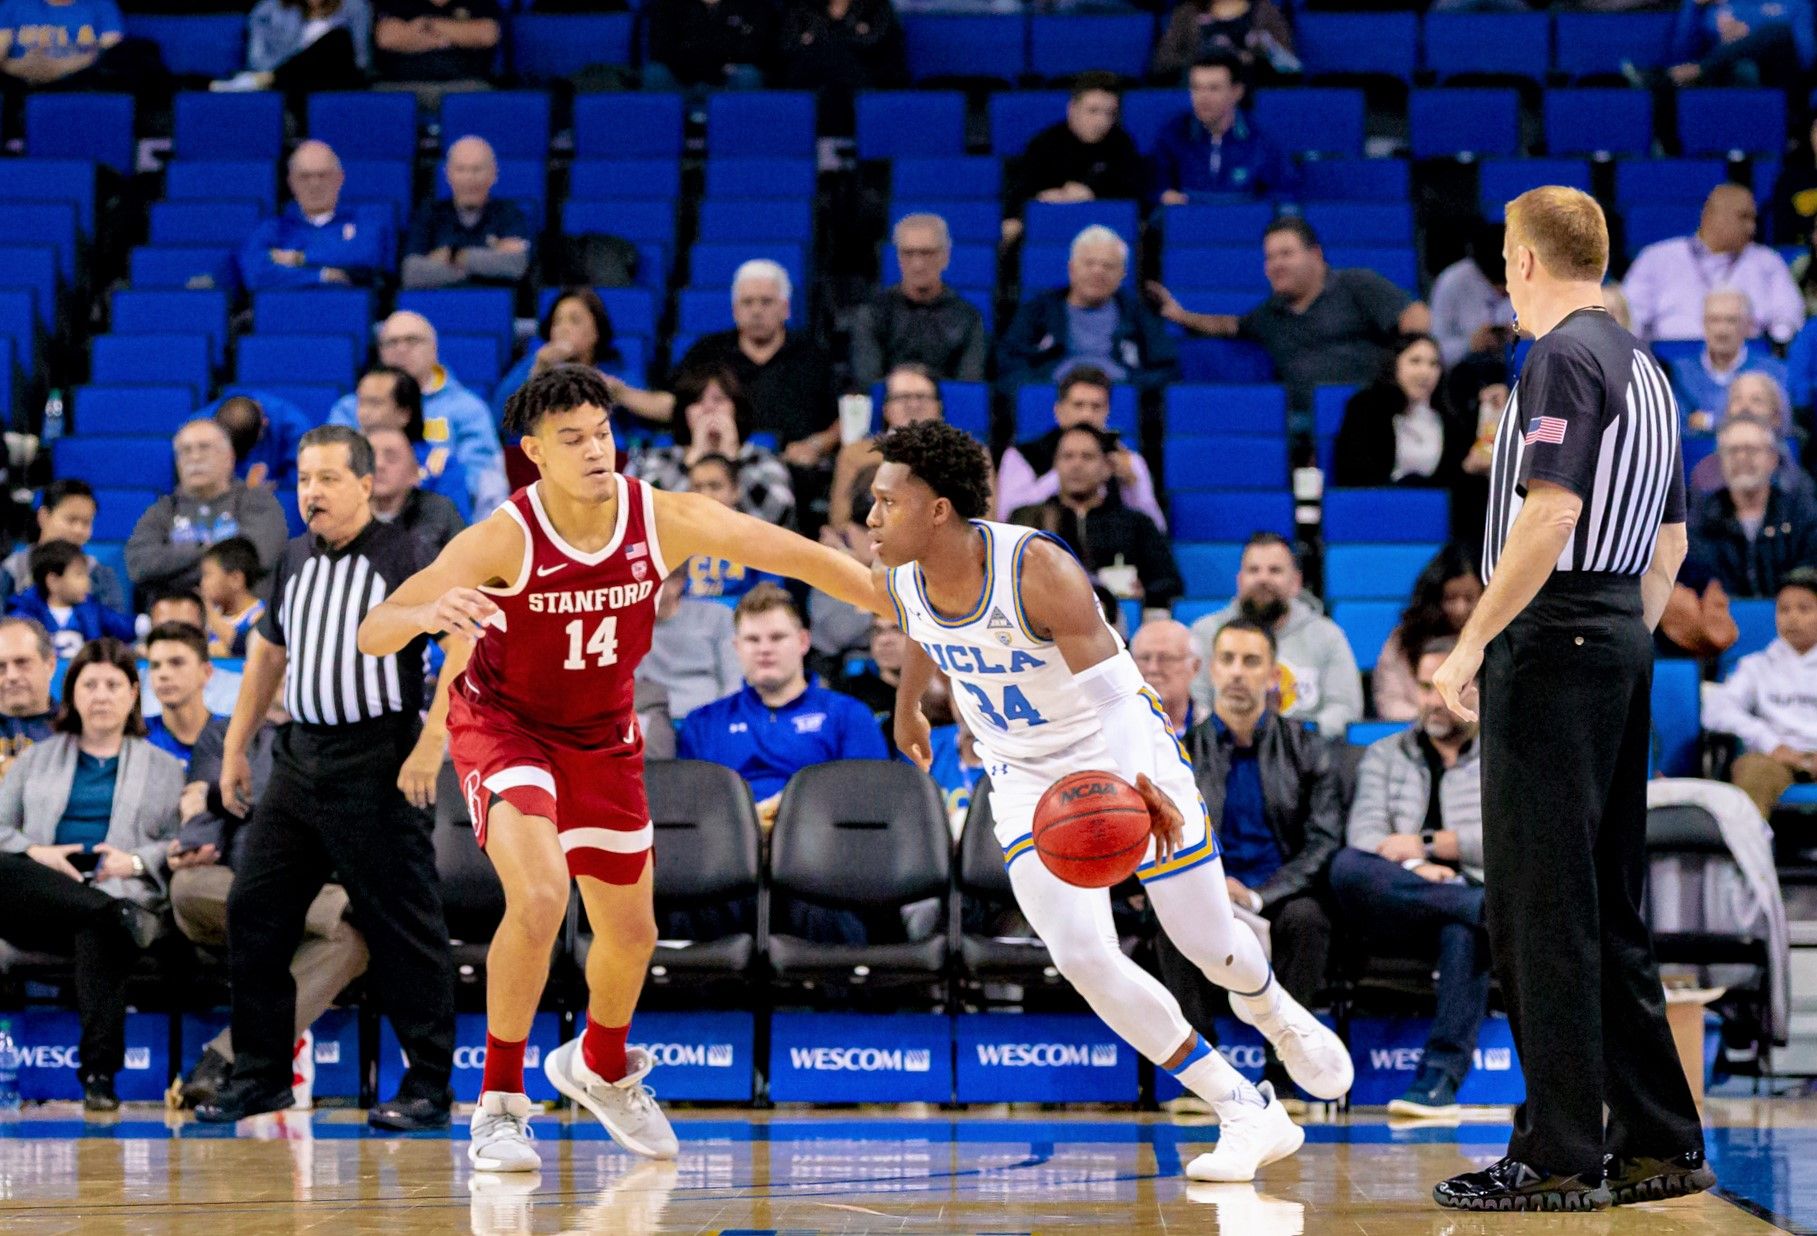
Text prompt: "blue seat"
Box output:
[[89, 489, 161, 541], [1323, 543, 1440, 601], [73, 385, 194, 437], [54, 437, 174, 490], [509, 13, 633, 81], [0, 245, 57, 332], [856, 91, 965, 160], [1313, 384, 1359, 471], [569, 159, 682, 201], [1014, 384, 1138, 439], [1165, 435, 1288, 492], [705, 158, 816, 199], [891, 158, 1001, 202], [236, 334, 357, 389], [882, 242, 994, 291], [1023, 242, 1135, 291], [25, 93, 133, 175], [396, 288, 514, 347], [1332, 600, 1403, 672], [1652, 658, 1702, 776], [1164, 383, 1287, 435], [1297, 158, 1409, 202], [1023, 200, 1139, 249], [1179, 338, 1275, 382], [1423, 12, 1550, 81], [307, 92, 417, 162], [1346, 720, 1407, 747], [688, 244, 806, 296], [1170, 491, 1294, 541], [1721, 598, 1778, 675], [1250, 89, 1365, 158], [1175, 542, 1244, 599], [904, 13, 1027, 82], [1544, 89, 1654, 157], [891, 200, 999, 246], [698, 200, 813, 244], [110, 289, 230, 366], [1677, 89, 1786, 156], [0, 159, 95, 245], [124, 13, 243, 76], [707, 92, 816, 158], [1159, 202, 1276, 248], [1552, 11, 1677, 78], [339, 163, 411, 240], [1325, 246, 1418, 292], [677, 288, 736, 336], [441, 90, 551, 159], [1478, 159, 1594, 218], [1614, 159, 1729, 206], [1325, 491, 1449, 542], [989, 91, 1069, 156], [128, 245, 235, 292], [0, 293, 32, 385], [0, 203, 77, 283], [91, 334, 211, 401], [1117, 89, 1182, 155], [1301, 203, 1412, 246], [1029, 13, 1155, 80], [573, 94, 683, 159], [173, 92, 284, 162], [149, 200, 263, 248], [254, 288, 374, 346], [939, 382, 991, 441], [438, 334, 502, 398], [165, 160, 278, 211], [1171, 598, 1226, 626], [560, 199, 677, 246], [1623, 204, 1695, 258], [1296, 12, 1419, 80], [1409, 89, 1520, 159]]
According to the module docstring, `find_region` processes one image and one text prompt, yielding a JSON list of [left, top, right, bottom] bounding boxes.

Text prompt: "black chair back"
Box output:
[[647, 759, 762, 904], [770, 760, 950, 907]]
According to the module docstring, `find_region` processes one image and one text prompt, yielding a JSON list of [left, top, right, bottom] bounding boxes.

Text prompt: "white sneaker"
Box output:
[[468, 1168, 541, 1235], [1228, 990, 1354, 1100], [544, 1040, 678, 1160], [1185, 1082, 1306, 1183], [290, 1029, 314, 1111], [468, 1090, 541, 1172]]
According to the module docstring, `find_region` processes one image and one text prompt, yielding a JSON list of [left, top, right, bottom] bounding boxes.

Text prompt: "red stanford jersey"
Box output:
[[460, 474, 670, 744]]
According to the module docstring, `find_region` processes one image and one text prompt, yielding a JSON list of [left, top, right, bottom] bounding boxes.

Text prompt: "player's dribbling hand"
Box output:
[[896, 708, 932, 773], [1134, 773, 1183, 864], [1432, 640, 1483, 723], [423, 587, 499, 641]]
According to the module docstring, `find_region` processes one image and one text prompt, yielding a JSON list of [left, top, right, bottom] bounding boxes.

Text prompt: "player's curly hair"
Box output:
[[876, 420, 992, 520], [503, 363, 616, 437]]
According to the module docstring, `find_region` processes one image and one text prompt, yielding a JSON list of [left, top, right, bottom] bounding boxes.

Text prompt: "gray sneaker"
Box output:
[[544, 1041, 678, 1160], [467, 1090, 541, 1172]]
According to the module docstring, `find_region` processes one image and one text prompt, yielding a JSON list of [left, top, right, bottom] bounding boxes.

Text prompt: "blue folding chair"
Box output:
[[705, 158, 816, 199], [24, 93, 134, 175], [1297, 158, 1409, 202], [1325, 246, 1418, 292], [1158, 202, 1276, 248], [0, 246, 57, 333], [441, 90, 551, 160], [570, 159, 683, 201], [560, 200, 678, 247], [1178, 338, 1275, 382], [1324, 490, 1449, 542], [1250, 89, 1366, 158], [677, 288, 737, 336], [989, 91, 1069, 156], [124, 13, 243, 77], [1346, 720, 1407, 747], [0, 203, 78, 283], [1170, 491, 1295, 541], [308, 91, 417, 162], [1301, 203, 1413, 246], [0, 159, 94, 250], [253, 288, 374, 347], [1422, 12, 1550, 81], [110, 289, 230, 366], [1409, 89, 1520, 159], [1164, 383, 1288, 435], [1023, 200, 1139, 249], [939, 382, 991, 441], [1312, 383, 1358, 473], [904, 12, 1027, 82], [1543, 89, 1654, 157], [165, 160, 278, 211], [1119, 89, 1182, 156], [1323, 543, 1440, 601], [73, 385, 195, 438], [1614, 159, 1729, 207], [173, 92, 285, 162], [890, 200, 999, 246], [149, 200, 263, 248], [528, 287, 657, 341], [236, 334, 358, 389], [431, 156, 545, 227], [856, 91, 965, 160], [1028, 13, 1155, 80], [1677, 88, 1786, 156], [91, 334, 211, 401], [572, 94, 683, 159], [1332, 600, 1403, 672], [1623, 204, 1694, 258], [509, 13, 633, 82], [396, 288, 515, 348], [1295, 12, 1419, 80], [54, 437, 174, 490], [891, 158, 1001, 202], [1651, 658, 1703, 775], [244, 383, 340, 424], [707, 92, 816, 158], [341, 162, 412, 237], [1164, 435, 1288, 492], [1721, 598, 1779, 675], [1552, 11, 1677, 78], [1175, 542, 1245, 599], [698, 200, 813, 244], [1479, 159, 1594, 219], [438, 334, 502, 399], [128, 245, 235, 292]]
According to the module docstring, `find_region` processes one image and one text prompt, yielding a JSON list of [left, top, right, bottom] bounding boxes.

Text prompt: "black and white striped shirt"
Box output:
[[1483, 307, 1686, 583], [258, 519, 429, 727]]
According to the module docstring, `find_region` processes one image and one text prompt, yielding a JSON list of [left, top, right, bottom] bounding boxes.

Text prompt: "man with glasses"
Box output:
[[240, 141, 388, 291], [849, 213, 986, 386], [1131, 619, 1200, 737], [126, 420, 289, 598], [1688, 413, 1817, 597]]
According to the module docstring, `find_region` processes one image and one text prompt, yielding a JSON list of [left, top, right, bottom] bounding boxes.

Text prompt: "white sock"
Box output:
[[1236, 971, 1285, 1020], [1176, 1046, 1264, 1113]]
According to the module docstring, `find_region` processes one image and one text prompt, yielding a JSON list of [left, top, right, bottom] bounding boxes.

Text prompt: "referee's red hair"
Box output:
[[1505, 186, 1609, 283]]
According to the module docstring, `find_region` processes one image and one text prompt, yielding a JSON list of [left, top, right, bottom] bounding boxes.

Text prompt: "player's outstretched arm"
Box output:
[[894, 635, 939, 771], [653, 489, 889, 617], [357, 514, 524, 655]]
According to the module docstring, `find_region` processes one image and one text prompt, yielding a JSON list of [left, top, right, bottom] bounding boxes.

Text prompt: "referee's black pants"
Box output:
[[1481, 573, 1704, 1179], [225, 715, 455, 1099]]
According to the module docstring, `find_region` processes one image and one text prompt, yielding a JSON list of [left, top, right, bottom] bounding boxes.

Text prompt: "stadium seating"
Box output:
[[1325, 544, 1440, 601], [173, 92, 285, 162], [856, 91, 966, 161], [24, 94, 134, 175]]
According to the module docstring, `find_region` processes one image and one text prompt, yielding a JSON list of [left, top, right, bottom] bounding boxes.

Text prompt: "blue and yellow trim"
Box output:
[[914, 522, 995, 628], [1001, 831, 1036, 870], [1010, 530, 1068, 644], [882, 567, 909, 629], [1137, 809, 1221, 883], [1138, 686, 1194, 772]]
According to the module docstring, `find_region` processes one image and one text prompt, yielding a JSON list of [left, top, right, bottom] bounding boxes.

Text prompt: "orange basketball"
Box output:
[[1032, 770, 1153, 888]]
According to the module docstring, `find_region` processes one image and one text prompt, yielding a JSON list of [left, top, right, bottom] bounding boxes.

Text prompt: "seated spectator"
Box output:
[[345, 364, 470, 520], [239, 141, 387, 292], [215, 0, 370, 96], [1152, 217, 1430, 410], [0, 616, 56, 779], [1707, 566, 1817, 817], [1690, 374, 1814, 499], [639, 568, 741, 720], [211, 392, 313, 491], [643, 0, 774, 92], [0, 0, 126, 95], [1132, 617, 1202, 736], [679, 454, 786, 605], [142, 622, 226, 764], [7, 540, 135, 659], [835, 615, 907, 755], [776, 0, 906, 133], [366, 425, 465, 559], [1329, 637, 1489, 1117], [1373, 545, 1481, 723], [0, 638, 183, 1112], [677, 583, 886, 825], [1189, 531, 1363, 737], [125, 421, 289, 599], [198, 538, 267, 659], [810, 465, 883, 678], [1669, 289, 1790, 436], [1664, 0, 1811, 87], [1005, 71, 1147, 238], [1150, 52, 1297, 206], [1430, 220, 1514, 370], [1150, 0, 1297, 82], [995, 365, 1161, 527], [831, 364, 946, 536], [149, 590, 206, 632], [2, 480, 126, 614], [1689, 413, 1817, 598], [1658, 550, 1741, 660], [998, 227, 1179, 398], [1623, 185, 1803, 345], [926, 706, 985, 830], [401, 136, 531, 290], [626, 365, 795, 527], [372, 0, 499, 84], [493, 288, 621, 424], [1159, 617, 1339, 1096], [329, 315, 506, 516], [850, 214, 988, 387], [1332, 334, 1468, 489]]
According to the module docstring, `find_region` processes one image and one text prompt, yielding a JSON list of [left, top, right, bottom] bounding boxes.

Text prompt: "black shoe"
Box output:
[[368, 1094, 451, 1131], [195, 1078, 295, 1124], [1434, 1156, 1612, 1212], [113, 900, 161, 951], [1605, 1150, 1716, 1205], [82, 1075, 119, 1114], [177, 1047, 233, 1110]]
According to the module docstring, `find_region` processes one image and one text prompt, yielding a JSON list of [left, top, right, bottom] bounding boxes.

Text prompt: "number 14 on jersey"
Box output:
[[563, 616, 619, 669]]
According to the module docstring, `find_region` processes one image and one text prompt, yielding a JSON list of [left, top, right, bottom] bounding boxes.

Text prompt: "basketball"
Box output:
[[1032, 770, 1154, 888]]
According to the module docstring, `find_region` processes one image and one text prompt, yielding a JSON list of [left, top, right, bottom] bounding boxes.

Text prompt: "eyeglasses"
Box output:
[[380, 334, 431, 349], [1718, 444, 1774, 459], [896, 247, 946, 260], [1133, 652, 1191, 667], [885, 391, 939, 404]]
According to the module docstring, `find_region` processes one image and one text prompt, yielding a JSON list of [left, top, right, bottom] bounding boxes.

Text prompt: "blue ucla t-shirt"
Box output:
[[0, 0, 123, 60], [682, 556, 784, 607]]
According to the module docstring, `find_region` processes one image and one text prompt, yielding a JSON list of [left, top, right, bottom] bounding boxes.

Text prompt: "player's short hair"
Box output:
[[1505, 185, 1608, 283], [1214, 616, 1277, 658], [39, 477, 96, 516], [1057, 364, 1113, 403], [146, 620, 209, 663], [875, 419, 992, 521], [299, 424, 374, 478], [202, 535, 265, 588], [29, 540, 83, 594], [1243, 529, 1300, 568], [733, 581, 803, 630], [504, 363, 615, 437]]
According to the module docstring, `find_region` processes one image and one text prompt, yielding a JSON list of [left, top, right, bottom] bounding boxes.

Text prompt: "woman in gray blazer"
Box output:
[[0, 638, 186, 1111]]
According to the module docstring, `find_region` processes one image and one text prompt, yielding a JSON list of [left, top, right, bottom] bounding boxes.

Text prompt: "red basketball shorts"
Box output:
[[448, 690, 651, 885]]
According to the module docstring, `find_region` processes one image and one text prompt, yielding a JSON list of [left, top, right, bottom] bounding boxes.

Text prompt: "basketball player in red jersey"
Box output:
[[358, 366, 880, 1171]]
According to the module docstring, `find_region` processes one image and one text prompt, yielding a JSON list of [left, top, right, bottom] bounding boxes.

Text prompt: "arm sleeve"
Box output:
[[1122, 453, 1166, 531], [1513, 337, 1607, 501], [90, 561, 127, 615], [98, 603, 136, 642], [1662, 433, 1687, 524], [1343, 742, 1392, 849], [1073, 653, 1167, 785], [1759, 252, 1806, 344], [1620, 248, 1665, 342]]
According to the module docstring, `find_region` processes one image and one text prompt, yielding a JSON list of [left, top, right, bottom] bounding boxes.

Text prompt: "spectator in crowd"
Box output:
[[1150, 0, 1297, 81], [1707, 567, 1817, 817], [2, 480, 126, 614], [1008, 425, 1184, 610], [240, 141, 387, 292], [215, 0, 370, 96], [211, 392, 313, 491], [834, 616, 908, 755], [1690, 373, 1814, 499], [0, 0, 125, 94], [626, 365, 796, 527], [1657, 551, 1741, 661], [8, 540, 135, 659], [1668, 290, 1789, 436], [811, 465, 885, 678], [1132, 618, 1202, 737], [1332, 334, 1468, 489], [850, 215, 988, 387], [679, 454, 786, 605], [1149, 52, 1298, 206], [1663, 0, 1811, 87], [492, 288, 621, 424], [401, 136, 531, 290], [0, 617, 56, 779], [1189, 532, 1364, 737], [1160, 617, 1340, 1096], [0, 638, 182, 1112], [926, 704, 985, 829], [143, 622, 225, 765], [1006, 72, 1147, 236], [643, 0, 775, 91], [998, 227, 1179, 397], [678, 583, 886, 826], [1623, 185, 1803, 345], [639, 568, 741, 720], [996, 365, 1162, 527], [776, 0, 906, 133], [1373, 545, 1481, 723], [1774, 118, 1817, 254], [366, 425, 466, 558], [372, 0, 499, 83], [831, 364, 946, 537], [1329, 636, 1489, 1117], [125, 421, 289, 599], [148, 590, 206, 632], [1689, 413, 1817, 598], [1429, 220, 1514, 370], [329, 314, 507, 516], [198, 538, 267, 659], [344, 364, 471, 520], [1152, 217, 1430, 410], [615, 261, 840, 464]]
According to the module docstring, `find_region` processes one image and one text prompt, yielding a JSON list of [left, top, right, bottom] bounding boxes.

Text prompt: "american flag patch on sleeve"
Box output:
[[1523, 416, 1568, 446]]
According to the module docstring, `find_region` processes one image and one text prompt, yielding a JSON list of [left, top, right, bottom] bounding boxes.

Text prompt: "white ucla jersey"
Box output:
[[886, 521, 1122, 763]]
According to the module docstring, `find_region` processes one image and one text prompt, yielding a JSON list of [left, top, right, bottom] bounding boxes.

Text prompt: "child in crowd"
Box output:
[[1, 481, 127, 614], [198, 537, 267, 658], [1706, 566, 1817, 818], [6, 541, 136, 658]]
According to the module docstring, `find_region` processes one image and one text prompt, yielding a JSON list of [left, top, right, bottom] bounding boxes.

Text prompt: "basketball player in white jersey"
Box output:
[[869, 421, 1352, 1182]]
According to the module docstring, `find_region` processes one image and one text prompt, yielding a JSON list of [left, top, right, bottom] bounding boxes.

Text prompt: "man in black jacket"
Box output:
[[1005, 71, 1147, 235], [1158, 617, 1343, 1095], [1689, 413, 1817, 597]]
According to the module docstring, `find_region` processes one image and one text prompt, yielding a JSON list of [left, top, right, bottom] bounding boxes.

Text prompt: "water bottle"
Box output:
[[0, 1017, 22, 1112], [42, 389, 65, 446]]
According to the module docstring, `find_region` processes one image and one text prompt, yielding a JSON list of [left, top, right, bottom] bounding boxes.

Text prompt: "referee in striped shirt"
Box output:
[[1430, 188, 1712, 1212], [197, 425, 463, 1128]]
